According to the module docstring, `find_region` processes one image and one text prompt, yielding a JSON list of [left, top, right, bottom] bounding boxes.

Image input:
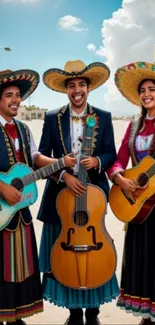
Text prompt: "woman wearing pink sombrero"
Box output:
[[108, 61, 155, 325]]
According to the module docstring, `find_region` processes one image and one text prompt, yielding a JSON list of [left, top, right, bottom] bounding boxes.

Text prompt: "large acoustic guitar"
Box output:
[[109, 155, 155, 224], [0, 158, 64, 231], [51, 120, 117, 289]]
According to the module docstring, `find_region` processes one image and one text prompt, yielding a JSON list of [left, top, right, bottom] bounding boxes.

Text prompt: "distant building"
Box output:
[[17, 105, 47, 120]]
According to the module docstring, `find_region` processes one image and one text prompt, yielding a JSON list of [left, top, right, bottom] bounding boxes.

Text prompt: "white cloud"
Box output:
[[87, 43, 96, 52], [88, 0, 155, 116], [58, 15, 88, 32]]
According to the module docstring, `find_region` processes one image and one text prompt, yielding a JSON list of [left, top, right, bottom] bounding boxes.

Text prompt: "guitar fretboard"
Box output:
[[22, 158, 65, 187], [76, 126, 94, 212], [147, 163, 155, 178]]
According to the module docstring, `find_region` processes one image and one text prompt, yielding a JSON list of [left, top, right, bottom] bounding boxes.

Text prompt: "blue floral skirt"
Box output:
[[39, 223, 119, 308]]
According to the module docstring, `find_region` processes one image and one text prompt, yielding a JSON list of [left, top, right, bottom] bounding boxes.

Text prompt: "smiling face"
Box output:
[[66, 77, 90, 113], [0, 85, 21, 122], [139, 79, 155, 117]]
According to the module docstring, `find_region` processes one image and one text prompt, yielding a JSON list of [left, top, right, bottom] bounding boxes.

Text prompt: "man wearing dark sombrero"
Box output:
[[37, 60, 119, 325], [107, 60, 155, 325], [0, 69, 76, 325]]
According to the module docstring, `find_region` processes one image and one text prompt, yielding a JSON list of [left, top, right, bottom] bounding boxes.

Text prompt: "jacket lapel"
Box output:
[[57, 105, 72, 155]]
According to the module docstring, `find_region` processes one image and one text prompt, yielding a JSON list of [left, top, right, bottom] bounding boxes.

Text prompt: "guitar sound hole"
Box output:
[[74, 210, 88, 226], [137, 172, 149, 188], [11, 178, 24, 192]]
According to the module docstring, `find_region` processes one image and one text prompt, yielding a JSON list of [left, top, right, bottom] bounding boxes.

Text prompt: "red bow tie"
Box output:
[[5, 123, 17, 139]]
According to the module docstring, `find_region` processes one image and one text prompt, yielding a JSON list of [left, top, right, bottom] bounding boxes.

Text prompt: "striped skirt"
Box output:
[[39, 223, 119, 308], [117, 209, 155, 322], [0, 217, 43, 322]]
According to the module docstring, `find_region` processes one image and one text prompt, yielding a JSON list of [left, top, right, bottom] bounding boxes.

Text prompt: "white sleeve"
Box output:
[[29, 129, 41, 162]]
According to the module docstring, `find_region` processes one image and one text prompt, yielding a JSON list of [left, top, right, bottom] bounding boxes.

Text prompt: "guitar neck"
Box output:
[[76, 125, 94, 210], [148, 163, 155, 178], [22, 157, 65, 186], [78, 125, 93, 184]]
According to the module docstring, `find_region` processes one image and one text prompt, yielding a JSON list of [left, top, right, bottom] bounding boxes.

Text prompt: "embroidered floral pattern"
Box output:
[[85, 113, 99, 128], [18, 122, 30, 165], [57, 105, 99, 156], [57, 105, 68, 155], [117, 289, 155, 321], [0, 124, 16, 166], [114, 61, 155, 106]]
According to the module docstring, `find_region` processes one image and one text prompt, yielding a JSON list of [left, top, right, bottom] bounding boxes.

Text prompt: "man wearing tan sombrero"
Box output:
[[0, 69, 77, 325], [37, 59, 119, 325]]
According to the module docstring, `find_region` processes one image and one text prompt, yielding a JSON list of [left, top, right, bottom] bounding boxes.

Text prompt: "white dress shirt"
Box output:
[[70, 106, 87, 175], [59, 105, 101, 182]]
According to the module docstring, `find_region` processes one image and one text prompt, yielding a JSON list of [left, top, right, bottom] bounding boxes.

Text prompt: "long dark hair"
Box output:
[[137, 78, 155, 130]]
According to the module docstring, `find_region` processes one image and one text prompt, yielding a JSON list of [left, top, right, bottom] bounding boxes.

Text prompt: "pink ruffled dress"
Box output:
[[107, 116, 155, 321]]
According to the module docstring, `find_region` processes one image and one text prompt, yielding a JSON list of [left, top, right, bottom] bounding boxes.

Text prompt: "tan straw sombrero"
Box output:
[[115, 61, 155, 106], [43, 60, 110, 93], [0, 69, 39, 100]]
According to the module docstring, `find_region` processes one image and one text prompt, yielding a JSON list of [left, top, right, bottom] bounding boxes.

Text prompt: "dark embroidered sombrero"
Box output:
[[115, 61, 155, 106], [43, 60, 110, 93], [0, 69, 39, 100]]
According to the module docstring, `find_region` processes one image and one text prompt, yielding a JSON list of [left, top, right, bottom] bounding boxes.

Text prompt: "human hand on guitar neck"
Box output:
[[62, 173, 86, 196], [114, 173, 142, 200], [62, 156, 98, 196], [80, 156, 99, 169], [0, 154, 77, 207], [0, 155, 97, 205], [63, 154, 77, 168]]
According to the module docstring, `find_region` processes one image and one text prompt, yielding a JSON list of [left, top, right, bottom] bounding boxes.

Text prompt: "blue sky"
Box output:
[[0, 0, 123, 114]]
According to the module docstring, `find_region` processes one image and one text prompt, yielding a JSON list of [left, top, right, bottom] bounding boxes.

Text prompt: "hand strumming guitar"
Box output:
[[114, 173, 141, 199], [0, 182, 22, 206]]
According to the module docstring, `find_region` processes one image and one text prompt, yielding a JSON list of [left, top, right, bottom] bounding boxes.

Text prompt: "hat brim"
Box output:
[[115, 62, 155, 106], [0, 69, 39, 100], [43, 62, 110, 93]]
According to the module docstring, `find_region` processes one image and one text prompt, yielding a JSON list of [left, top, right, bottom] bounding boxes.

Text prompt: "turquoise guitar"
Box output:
[[0, 158, 64, 231]]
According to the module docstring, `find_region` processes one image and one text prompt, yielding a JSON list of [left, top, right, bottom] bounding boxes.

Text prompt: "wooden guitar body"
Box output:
[[51, 184, 117, 289], [109, 156, 155, 223]]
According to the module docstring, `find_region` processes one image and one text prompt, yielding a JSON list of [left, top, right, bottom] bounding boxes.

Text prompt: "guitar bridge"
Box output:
[[61, 243, 103, 252]]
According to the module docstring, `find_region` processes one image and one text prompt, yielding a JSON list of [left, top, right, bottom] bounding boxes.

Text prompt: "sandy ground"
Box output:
[[20, 119, 141, 324]]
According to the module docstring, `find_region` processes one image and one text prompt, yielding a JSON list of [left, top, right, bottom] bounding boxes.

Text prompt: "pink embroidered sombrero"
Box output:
[[43, 60, 110, 93], [0, 69, 39, 100], [115, 62, 155, 106]]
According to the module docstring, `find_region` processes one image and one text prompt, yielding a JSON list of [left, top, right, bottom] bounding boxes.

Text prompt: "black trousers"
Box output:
[[70, 308, 99, 320]]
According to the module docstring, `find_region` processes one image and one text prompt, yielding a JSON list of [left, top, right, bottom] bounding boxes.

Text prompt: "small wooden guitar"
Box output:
[[0, 158, 64, 230], [109, 155, 155, 224], [51, 121, 117, 289]]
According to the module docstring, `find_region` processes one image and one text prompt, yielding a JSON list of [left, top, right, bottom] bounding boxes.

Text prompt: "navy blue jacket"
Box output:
[[37, 104, 116, 225]]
